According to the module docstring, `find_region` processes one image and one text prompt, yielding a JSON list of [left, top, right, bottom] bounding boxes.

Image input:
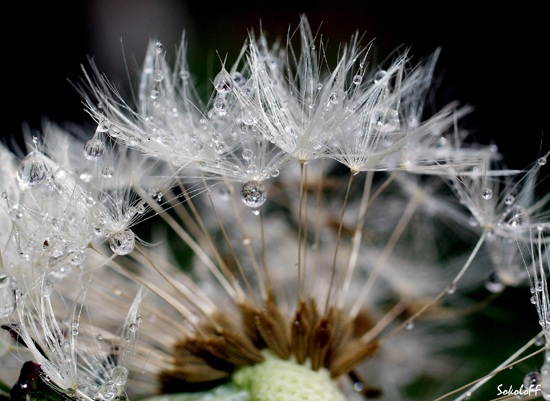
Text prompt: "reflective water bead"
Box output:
[[8, 204, 23, 221], [484, 272, 504, 293], [1, 191, 7, 199], [240, 181, 267, 208], [84, 139, 105, 160], [328, 92, 338, 104], [539, 157, 547, 166], [523, 372, 541, 390], [213, 69, 233, 95], [154, 69, 164, 82], [19, 152, 47, 187], [69, 250, 87, 266], [405, 321, 414, 330], [129, 323, 138, 332], [482, 187, 493, 200], [102, 165, 114, 178], [241, 109, 256, 125], [97, 333, 103, 340], [136, 204, 145, 214], [251, 207, 260, 216], [501, 205, 529, 227], [150, 89, 159, 100], [97, 382, 117, 401], [109, 230, 136, 255], [242, 149, 254, 160], [504, 195, 515, 205], [43, 279, 54, 297], [179, 70, 190, 80], [447, 283, 457, 294], [52, 217, 64, 231], [0, 276, 16, 318], [155, 41, 163, 53], [352, 75, 362, 85], [214, 97, 229, 115], [373, 70, 387, 83], [232, 71, 246, 86], [111, 366, 129, 386], [270, 168, 279, 178]]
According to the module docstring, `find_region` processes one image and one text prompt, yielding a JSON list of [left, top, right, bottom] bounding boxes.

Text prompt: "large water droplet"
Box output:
[[111, 366, 129, 386], [96, 382, 117, 401], [84, 139, 106, 161], [240, 181, 267, 208], [352, 75, 362, 85], [213, 69, 233, 95], [374, 70, 387, 83], [109, 230, 135, 255], [19, 152, 47, 188], [214, 97, 229, 115]]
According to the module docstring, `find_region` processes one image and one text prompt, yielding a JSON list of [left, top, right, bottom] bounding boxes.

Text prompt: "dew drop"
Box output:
[[447, 283, 457, 294], [251, 207, 260, 216], [8, 205, 23, 221], [1, 191, 7, 199], [500, 205, 529, 227], [523, 371, 541, 390], [352, 75, 362, 85], [97, 382, 117, 401], [213, 69, 233, 95], [129, 323, 138, 332], [214, 97, 229, 115], [43, 279, 54, 297], [102, 166, 114, 178], [0, 276, 17, 318], [240, 181, 267, 208], [179, 70, 190, 80], [530, 295, 537, 304], [405, 321, 414, 330], [482, 187, 493, 200], [504, 195, 515, 205], [109, 230, 135, 255], [373, 70, 387, 83], [242, 237, 251, 245], [97, 333, 103, 340], [150, 89, 159, 100], [136, 204, 145, 214], [69, 249, 87, 266], [18, 152, 47, 188], [242, 149, 254, 160], [328, 92, 338, 104], [539, 157, 547, 166], [484, 272, 504, 293], [111, 366, 129, 386], [84, 139, 106, 161]]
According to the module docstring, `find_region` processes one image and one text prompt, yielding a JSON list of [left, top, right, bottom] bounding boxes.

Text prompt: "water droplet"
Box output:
[[129, 323, 138, 332], [109, 230, 135, 255], [504, 195, 515, 205], [536, 282, 544, 292], [242, 149, 254, 160], [155, 41, 163, 53], [484, 272, 504, 293], [500, 205, 529, 227], [447, 283, 457, 294], [241, 109, 256, 125], [218, 187, 231, 201], [0, 277, 16, 318], [97, 333, 103, 340], [86, 196, 96, 207], [270, 168, 279, 178], [1, 191, 7, 199], [352, 75, 362, 85], [111, 366, 129, 386], [530, 295, 537, 304], [213, 69, 233, 95], [214, 97, 228, 115], [102, 166, 114, 178], [136, 204, 145, 214], [232, 71, 246, 86], [374, 70, 387, 83], [523, 371, 541, 390], [136, 315, 143, 323], [150, 89, 159, 100], [251, 207, 260, 216], [84, 139, 106, 161], [375, 108, 400, 132], [242, 237, 251, 245], [468, 217, 479, 227], [329, 92, 338, 104], [482, 187, 493, 200], [154, 70, 164, 82], [19, 152, 47, 188], [97, 382, 117, 400], [179, 70, 190, 80], [539, 157, 547, 166], [405, 321, 414, 330], [317, 83, 323, 90], [240, 181, 267, 208], [8, 204, 23, 221], [43, 279, 54, 297], [80, 170, 93, 183], [69, 249, 87, 266]]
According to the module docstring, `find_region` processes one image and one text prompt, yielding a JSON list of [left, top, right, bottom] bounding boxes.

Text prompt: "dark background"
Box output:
[[5, 0, 546, 168]]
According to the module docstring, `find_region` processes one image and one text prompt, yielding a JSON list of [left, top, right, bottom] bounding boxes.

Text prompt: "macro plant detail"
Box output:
[[0, 15, 549, 401]]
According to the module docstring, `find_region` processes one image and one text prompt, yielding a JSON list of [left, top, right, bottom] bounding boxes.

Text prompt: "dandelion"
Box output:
[[1, 15, 548, 401]]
